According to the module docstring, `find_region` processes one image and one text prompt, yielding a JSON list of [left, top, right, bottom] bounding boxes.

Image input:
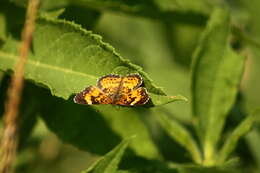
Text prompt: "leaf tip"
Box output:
[[170, 95, 188, 102]]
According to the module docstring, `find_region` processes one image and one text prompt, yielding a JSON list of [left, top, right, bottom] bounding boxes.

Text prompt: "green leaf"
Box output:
[[0, 11, 6, 41], [191, 8, 246, 165], [40, 8, 66, 19], [116, 171, 133, 173], [120, 156, 186, 173], [82, 138, 131, 173], [155, 110, 202, 164], [149, 94, 187, 106], [0, 71, 4, 84], [0, 16, 183, 106], [217, 110, 259, 164], [0, 1, 25, 41], [239, 0, 260, 113], [245, 129, 260, 169], [11, 0, 210, 24], [173, 164, 241, 173], [0, 15, 176, 159], [35, 84, 161, 159], [76, 0, 211, 15], [96, 12, 192, 121], [93, 106, 163, 159], [153, 0, 211, 14]]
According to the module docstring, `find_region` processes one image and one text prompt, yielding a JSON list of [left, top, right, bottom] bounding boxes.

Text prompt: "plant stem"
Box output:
[[0, 0, 39, 172], [203, 140, 215, 166]]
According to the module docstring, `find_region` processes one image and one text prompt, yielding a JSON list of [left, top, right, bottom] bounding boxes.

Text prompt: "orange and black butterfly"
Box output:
[[74, 74, 150, 106]]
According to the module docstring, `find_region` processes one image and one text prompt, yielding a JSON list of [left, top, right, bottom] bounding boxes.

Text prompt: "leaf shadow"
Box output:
[[133, 108, 192, 163], [32, 84, 123, 155]]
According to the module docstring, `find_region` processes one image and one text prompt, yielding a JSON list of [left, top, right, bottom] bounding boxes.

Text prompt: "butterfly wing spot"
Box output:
[[122, 74, 142, 91], [97, 74, 121, 95], [129, 87, 149, 105], [74, 86, 112, 105], [116, 87, 149, 106]]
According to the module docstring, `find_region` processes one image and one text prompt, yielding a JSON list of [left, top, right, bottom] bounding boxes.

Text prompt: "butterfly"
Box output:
[[74, 74, 150, 106]]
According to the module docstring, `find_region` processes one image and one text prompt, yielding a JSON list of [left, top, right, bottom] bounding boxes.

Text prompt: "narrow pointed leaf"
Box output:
[[218, 110, 259, 164], [155, 110, 202, 164], [245, 129, 260, 168], [191, 8, 246, 163], [150, 94, 187, 106], [82, 138, 131, 173]]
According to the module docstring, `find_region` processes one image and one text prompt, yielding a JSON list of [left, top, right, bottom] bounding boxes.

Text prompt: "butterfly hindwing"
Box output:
[[74, 86, 113, 105], [115, 87, 149, 106]]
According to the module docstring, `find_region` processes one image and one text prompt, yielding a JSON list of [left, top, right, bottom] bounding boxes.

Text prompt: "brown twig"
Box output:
[[0, 0, 39, 172]]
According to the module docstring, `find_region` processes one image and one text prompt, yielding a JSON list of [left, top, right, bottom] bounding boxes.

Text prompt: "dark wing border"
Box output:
[[74, 86, 92, 104], [97, 74, 121, 89], [125, 73, 143, 89]]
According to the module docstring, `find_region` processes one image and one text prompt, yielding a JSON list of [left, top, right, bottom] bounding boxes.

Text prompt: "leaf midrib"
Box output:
[[0, 51, 97, 79], [204, 48, 226, 139]]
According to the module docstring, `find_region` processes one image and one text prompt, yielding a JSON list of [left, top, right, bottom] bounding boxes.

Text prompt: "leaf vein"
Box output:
[[0, 51, 97, 79]]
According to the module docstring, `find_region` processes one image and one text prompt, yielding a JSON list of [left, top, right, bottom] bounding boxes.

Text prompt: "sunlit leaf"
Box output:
[[191, 8, 246, 164], [0, 16, 184, 106]]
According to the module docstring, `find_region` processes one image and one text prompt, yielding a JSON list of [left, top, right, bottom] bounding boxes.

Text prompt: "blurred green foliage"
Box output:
[[0, 0, 260, 172]]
